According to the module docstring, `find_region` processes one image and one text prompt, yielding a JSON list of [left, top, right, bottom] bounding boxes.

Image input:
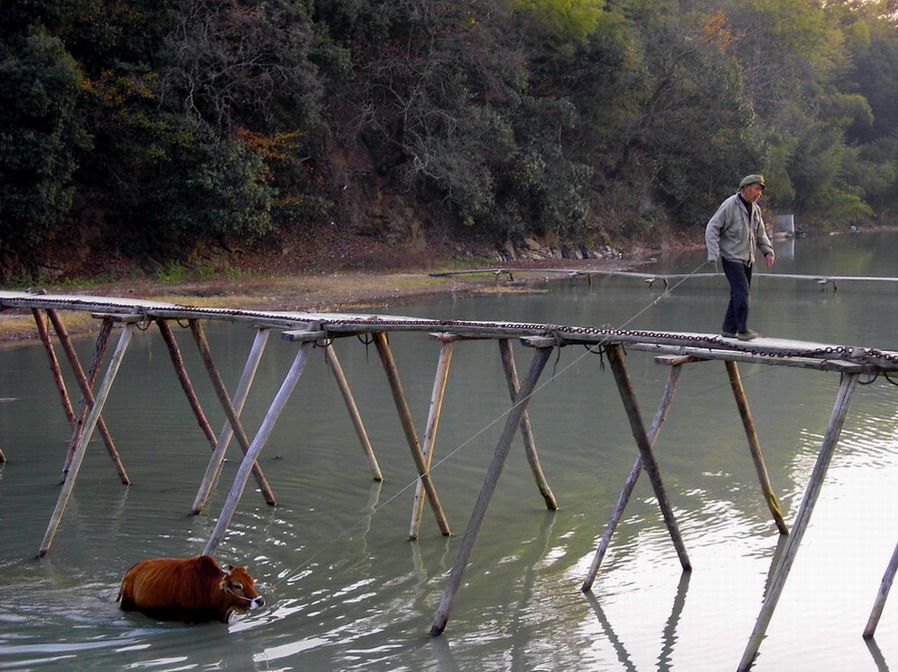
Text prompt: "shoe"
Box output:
[[720, 330, 736, 338], [736, 330, 759, 341]]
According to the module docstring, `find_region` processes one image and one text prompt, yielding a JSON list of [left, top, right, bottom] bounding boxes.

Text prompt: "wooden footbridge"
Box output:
[[2, 288, 898, 670]]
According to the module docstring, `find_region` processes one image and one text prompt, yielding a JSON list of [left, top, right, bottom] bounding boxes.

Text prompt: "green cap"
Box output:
[[739, 174, 766, 188]]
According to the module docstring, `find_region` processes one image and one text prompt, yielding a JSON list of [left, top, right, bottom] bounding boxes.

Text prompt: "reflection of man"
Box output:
[[705, 174, 775, 341]]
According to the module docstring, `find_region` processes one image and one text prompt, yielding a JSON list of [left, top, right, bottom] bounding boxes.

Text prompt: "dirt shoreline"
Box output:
[[0, 245, 698, 346]]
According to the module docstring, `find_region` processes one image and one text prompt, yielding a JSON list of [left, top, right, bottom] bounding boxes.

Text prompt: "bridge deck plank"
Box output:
[[3, 290, 897, 372]]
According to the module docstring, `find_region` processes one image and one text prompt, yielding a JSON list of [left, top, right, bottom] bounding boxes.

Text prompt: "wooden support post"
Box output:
[[157, 319, 218, 447], [38, 322, 136, 557], [32, 309, 77, 427], [606, 344, 691, 572], [430, 344, 553, 636], [61, 318, 114, 478], [161, 319, 278, 510], [192, 327, 270, 514], [863, 539, 898, 639], [498, 338, 558, 511], [738, 371, 860, 672], [582, 357, 685, 591], [203, 341, 315, 557], [409, 337, 455, 540], [190, 320, 276, 506], [324, 344, 383, 482], [725, 360, 789, 535], [46, 310, 128, 484], [373, 331, 451, 537]]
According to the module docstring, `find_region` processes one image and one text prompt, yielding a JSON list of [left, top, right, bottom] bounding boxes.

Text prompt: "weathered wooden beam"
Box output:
[[430, 343, 554, 636], [324, 344, 383, 482], [520, 336, 558, 348], [373, 331, 451, 537], [151, 307, 315, 331], [32, 309, 76, 427], [567, 337, 878, 373], [725, 360, 788, 534], [38, 322, 136, 556], [498, 338, 558, 510], [639, 344, 882, 374], [160, 319, 281, 511], [189, 320, 276, 506], [192, 327, 270, 514], [281, 329, 329, 342], [47, 310, 129, 484], [654, 354, 710, 366], [157, 319, 219, 448], [409, 337, 455, 540], [606, 344, 691, 572], [327, 322, 551, 340], [61, 317, 114, 478], [863, 539, 898, 639], [582, 355, 685, 591], [203, 341, 315, 556], [738, 371, 861, 671]]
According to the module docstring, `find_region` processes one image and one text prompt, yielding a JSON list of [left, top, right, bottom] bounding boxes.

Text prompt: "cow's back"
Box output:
[[119, 555, 224, 622]]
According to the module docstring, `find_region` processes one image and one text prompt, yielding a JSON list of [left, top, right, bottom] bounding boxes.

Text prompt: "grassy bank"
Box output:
[[0, 260, 635, 345]]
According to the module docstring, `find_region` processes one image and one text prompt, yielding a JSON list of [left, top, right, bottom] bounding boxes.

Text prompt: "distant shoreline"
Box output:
[[3, 225, 894, 347]]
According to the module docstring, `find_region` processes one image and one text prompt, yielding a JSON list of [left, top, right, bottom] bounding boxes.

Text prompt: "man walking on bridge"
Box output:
[[705, 174, 775, 341]]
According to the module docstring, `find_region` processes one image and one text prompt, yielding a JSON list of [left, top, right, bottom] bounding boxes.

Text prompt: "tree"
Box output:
[[154, 0, 323, 134], [0, 28, 89, 250]]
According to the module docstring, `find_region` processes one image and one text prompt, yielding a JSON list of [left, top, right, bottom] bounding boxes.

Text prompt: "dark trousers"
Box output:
[[721, 257, 752, 334]]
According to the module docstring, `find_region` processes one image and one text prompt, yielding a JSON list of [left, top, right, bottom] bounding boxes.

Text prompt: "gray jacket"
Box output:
[[705, 193, 773, 265]]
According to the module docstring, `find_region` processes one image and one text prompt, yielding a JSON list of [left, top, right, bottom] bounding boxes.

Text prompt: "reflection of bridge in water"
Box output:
[[1, 288, 897, 670]]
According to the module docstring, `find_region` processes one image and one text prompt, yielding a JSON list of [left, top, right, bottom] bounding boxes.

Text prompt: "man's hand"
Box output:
[[765, 251, 775, 267]]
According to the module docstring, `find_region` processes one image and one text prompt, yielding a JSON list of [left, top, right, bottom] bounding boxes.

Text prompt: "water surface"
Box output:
[[1, 231, 898, 671]]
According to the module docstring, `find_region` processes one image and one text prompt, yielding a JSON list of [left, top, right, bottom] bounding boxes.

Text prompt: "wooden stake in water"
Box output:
[[582, 356, 684, 591], [374, 331, 451, 537], [39, 321, 136, 557], [190, 320, 276, 506], [46, 310, 129, 484], [324, 344, 383, 482], [498, 338, 558, 510], [60, 318, 115, 478], [738, 371, 860, 671], [863, 539, 898, 639], [430, 344, 553, 636], [725, 360, 789, 535], [204, 340, 315, 556], [409, 335, 455, 540], [192, 327, 271, 514], [606, 344, 691, 572], [32, 308, 76, 427], [157, 319, 219, 447]]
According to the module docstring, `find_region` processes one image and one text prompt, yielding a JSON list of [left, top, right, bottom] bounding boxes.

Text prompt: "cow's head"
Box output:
[[219, 565, 264, 612]]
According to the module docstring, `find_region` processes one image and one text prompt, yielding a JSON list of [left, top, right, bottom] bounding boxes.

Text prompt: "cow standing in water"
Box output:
[[119, 555, 264, 623]]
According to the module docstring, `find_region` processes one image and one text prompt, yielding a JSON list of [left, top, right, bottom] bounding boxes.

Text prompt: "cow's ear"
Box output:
[[225, 564, 234, 573]]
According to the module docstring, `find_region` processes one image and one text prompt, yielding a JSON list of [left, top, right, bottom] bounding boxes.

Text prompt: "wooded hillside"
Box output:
[[3, 0, 898, 280]]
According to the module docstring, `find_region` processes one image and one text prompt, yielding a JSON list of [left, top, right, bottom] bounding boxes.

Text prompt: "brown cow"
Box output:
[[118, 554, 264, 623]]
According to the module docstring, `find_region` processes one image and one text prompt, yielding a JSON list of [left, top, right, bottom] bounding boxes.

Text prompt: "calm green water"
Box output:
[[1, 231, 898, 671]]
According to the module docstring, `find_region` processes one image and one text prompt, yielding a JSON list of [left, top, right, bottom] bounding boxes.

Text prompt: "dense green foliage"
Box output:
[[2, 0, 898, 272]]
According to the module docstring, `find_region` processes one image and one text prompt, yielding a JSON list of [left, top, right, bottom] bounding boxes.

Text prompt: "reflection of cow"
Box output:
[[119, 554, 264, 623]]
